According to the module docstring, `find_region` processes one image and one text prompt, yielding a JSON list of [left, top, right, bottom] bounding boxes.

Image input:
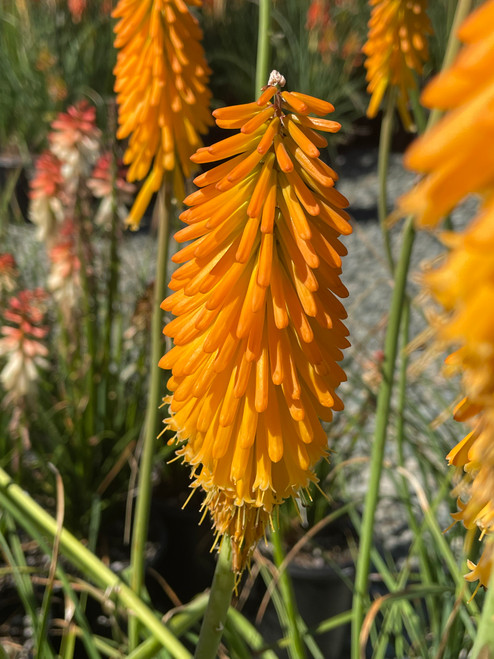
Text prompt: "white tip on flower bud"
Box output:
[[268, 70, 286, 88]]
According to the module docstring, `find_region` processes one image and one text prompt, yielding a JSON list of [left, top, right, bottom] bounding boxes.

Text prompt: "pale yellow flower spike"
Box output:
[[399, 0, 494, 591], [112, 0, 212, 229]]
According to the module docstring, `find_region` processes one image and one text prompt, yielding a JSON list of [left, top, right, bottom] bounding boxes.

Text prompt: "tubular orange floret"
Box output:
[[241, 105, 276, 134], [281, 91, 309, 114], [213, 101, 264, 120], [274, 135, 294, 173], [290, 91, 335, 116], [257, 85, 278, 106], [161, 71, 352, 571], [257, 116, 281, 155], [296, 115, 341, 133], [285, 117, 320, 158]]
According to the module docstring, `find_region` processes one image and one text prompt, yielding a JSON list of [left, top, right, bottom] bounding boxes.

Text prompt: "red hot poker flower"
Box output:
[[161, 72, 352, 571], [112, 0, 213, 229]]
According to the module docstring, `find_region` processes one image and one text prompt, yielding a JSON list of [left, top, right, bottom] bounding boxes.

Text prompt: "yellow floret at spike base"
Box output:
[[160, 72, 352, 571], [112, 0, 213, 230]]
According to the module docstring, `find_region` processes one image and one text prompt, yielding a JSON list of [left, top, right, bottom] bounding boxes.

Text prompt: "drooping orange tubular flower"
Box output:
[[160, 71, 352, 571], [399, 0, 494, 590], [363, 0, 432, 131], [112, 0, 213, 230]]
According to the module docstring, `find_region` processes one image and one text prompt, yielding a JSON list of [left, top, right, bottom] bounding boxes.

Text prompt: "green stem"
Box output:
[[101, 147, 121, 423], [255, 0, 271, 95], [351, 217, 415, 659], [408, 87, 427, 135], [428, 0, 472, 128], [0, 467, 191, 659], [440, 0, 473, 69], [77, 224, 97, 442], [395, 299, 410, 475], [395, 299, 436, 613], [194, 537, 235, 659], [128, 179, 172, 649], [377, 88, 397, 274], [271, 521, 307, 659]]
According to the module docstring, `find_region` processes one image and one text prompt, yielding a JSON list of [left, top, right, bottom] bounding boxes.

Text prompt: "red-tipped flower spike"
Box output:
[[0, 289, 49, 404], [112, 0, 213, 229], [161, 72, 352, 571], [49, 100, 101, 185]]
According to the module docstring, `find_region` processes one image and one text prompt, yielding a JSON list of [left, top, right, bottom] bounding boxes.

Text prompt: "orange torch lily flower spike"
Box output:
[[363, 0, 432, 131], [112, 0, 212, 229], [399, 0, 494, 590], [160, 71, 352, 571]]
